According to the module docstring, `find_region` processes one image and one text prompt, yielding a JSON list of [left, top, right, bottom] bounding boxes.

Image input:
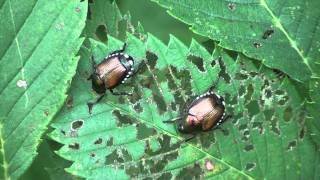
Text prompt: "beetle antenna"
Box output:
[[163, 116, 182, 123], [87, 94, 105, 114], [210, 76, 220, 91]]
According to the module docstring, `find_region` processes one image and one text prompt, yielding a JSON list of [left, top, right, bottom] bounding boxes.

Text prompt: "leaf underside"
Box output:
[[50, 33, 319, 179], [0, 0, 87, 179], [151, 0, 320, 82]]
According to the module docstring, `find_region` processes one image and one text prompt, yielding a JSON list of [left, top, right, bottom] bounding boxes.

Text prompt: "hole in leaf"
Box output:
[[95, 25, 108, 42], [235, 72, 248, 80], [71, 119, 84, 131], [210, 59, 216, 67], [137, 123, 157, 140], [228, 3, 236, 11], [176, 163, 202, 179], [121, 149, 132, 161], [60, 130, 66, 135], [105, 150, 124, 164], [113, 110, 134, 126], [299, 127, 305, 139], [94, 138, 102, 145], [68, 143, 80, 150], [239, 124, 248, 131], [66, 95, 73, 109], [287, 140, 297, 151], [246, 100, 259, 117], [153, 92, 167, 114], [275, 89, 285, 95], [249, 71, 259, 77], [252, 121, 264, 134], [188, 55, 205, 72], [244, 144, 254, 152], [262, 29, 274, 39], [270, 117, 281, 135], [158, 173, 172, 179], [278, 95, 289, 106], [44, 110, 49, 116], [199, 132, 215, 148], [242, 129, 250, 141], [107, 137, 113, 146], [264, 89, 272, 99], [146, 51, 158, 69], [239, 85, 246, 96], [75, 6, 81, 13], [264, 109, 274, 121], [253, 42, 262, 48], [245, 162, 256, 171], [90, 153, 96, 158], [133, 102, 143, 113], [148, 158, 166, 173], [284, 106, 293, 122], [216, 57, 231, 83], [221, 128, 230, 136]]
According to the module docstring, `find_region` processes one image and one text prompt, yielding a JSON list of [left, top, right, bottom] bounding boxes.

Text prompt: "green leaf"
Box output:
[[306, 80, 320, 144], [150, 0, 320, 82], [84, 0, 122, 40], [0, 0, 87, 179], [50, 34, 319, 179]]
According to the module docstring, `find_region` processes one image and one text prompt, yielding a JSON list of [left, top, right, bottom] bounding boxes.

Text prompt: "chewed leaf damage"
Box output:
[[50, 34, 311, 179]]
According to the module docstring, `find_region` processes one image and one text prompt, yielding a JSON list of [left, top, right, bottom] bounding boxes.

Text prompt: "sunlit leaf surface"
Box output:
[[0, 0, 87, 179], [50, 34, 319, 179], [151, 0, 320, 82]]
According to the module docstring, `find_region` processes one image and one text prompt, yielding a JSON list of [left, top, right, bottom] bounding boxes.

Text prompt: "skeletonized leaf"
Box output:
[[50, 34, 319, 179], [0, 0, 87, 179], [150, 0, 320, 82]]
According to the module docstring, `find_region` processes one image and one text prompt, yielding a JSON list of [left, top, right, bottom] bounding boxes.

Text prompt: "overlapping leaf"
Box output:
[[50, 33, 319, 179], [150, 0, 320, 82], [0, 0, 87, 179]]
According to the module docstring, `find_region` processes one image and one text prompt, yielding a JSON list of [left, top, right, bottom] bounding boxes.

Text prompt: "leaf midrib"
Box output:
[[155, 0, 313, 77], [259, 0, 312, 73]]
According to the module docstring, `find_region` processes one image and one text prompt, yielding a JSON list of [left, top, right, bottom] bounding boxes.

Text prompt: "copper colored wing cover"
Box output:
[[188, 96, 224, 130], [96, 57, 127, 89]]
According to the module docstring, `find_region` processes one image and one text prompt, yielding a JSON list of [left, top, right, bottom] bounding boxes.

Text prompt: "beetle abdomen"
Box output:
[[96, 57, 127, 89]]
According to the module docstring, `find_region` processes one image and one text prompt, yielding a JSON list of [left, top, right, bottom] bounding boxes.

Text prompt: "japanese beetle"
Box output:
[[164, 88, 229, 141], [87, 43, 137, 113]]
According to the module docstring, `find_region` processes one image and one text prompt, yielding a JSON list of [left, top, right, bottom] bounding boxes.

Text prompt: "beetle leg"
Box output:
[[91, 55, 97, 67], [163, 116, 183, 123], [87, 94, 105, 114], [184, 134, 196, 142], [87, 55, 97, 80], [212, 93, 225, 107], [121, 43, 127, 52], [87, 74, 93, 80], [110, 89, 132, 96]]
